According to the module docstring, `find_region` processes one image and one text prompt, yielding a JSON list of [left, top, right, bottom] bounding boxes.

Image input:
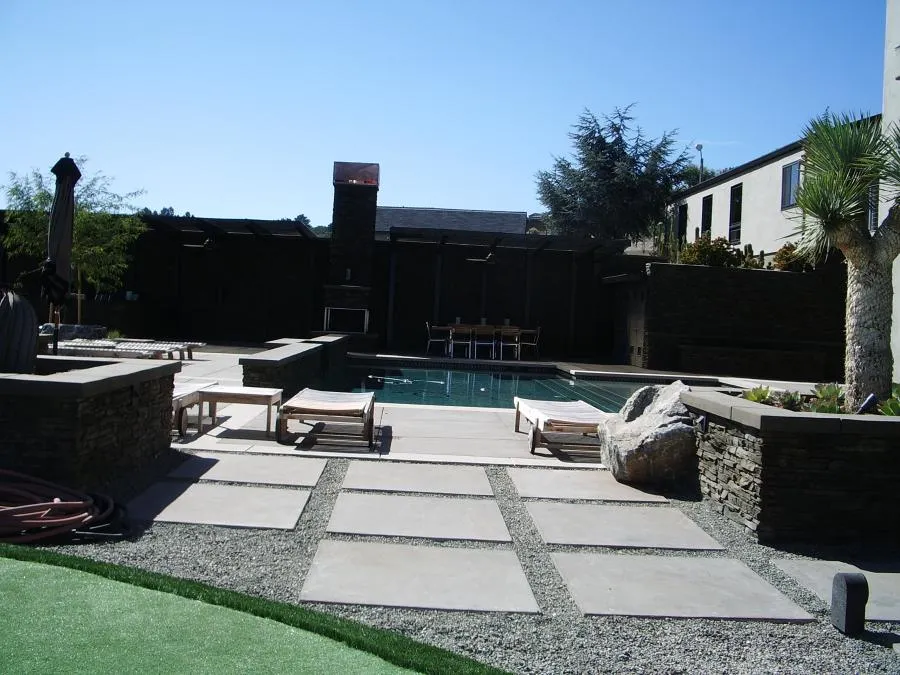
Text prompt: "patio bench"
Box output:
[[197, 385, 283, 437]]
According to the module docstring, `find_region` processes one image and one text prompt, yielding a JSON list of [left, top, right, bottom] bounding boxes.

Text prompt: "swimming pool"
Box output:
[[328, 366, 647, 412]]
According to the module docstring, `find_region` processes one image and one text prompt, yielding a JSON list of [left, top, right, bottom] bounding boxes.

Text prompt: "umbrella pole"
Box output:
[[52, 304, 60, 356]]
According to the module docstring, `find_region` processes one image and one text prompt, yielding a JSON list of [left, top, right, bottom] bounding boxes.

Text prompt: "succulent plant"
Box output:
[[743, 386, 772, 405], [775, 390, 803, 411]]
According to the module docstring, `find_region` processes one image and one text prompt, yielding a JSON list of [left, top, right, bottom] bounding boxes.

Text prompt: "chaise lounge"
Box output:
[[276, 388, 376, 449], [513, 396, 610, 454]]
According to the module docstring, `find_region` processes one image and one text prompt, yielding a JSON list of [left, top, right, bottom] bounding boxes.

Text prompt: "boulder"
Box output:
[[599, 381, 695, 486]]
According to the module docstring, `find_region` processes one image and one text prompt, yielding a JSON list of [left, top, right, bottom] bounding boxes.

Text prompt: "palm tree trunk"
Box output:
[[844, 255, 894, 410]]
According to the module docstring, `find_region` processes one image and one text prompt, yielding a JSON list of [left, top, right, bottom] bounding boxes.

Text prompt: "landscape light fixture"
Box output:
[[695, 144, 704, 184]]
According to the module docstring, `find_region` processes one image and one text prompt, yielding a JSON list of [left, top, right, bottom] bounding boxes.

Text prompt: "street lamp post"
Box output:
[[695, 144, 704, 184]]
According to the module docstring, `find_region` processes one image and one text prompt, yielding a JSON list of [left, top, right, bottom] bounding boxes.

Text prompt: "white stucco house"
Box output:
[[883, 0, 900, 382], [669, 142, 806, 260], [663, 1, 900, 379]]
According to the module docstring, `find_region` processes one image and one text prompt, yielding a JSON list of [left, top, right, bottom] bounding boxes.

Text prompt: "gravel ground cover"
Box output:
[[48, 458, 900, 674]]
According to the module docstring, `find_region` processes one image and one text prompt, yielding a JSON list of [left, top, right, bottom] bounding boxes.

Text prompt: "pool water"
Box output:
[[328, 366, 645, 412]]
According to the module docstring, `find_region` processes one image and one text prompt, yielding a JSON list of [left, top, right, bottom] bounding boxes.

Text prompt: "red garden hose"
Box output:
[[0, 469, 117, 543]]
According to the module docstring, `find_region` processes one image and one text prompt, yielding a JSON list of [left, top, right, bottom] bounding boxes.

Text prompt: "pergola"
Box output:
[[384, 227, 629, 351]]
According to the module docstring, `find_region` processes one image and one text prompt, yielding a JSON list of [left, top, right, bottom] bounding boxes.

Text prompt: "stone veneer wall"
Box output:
[[0, 363, 176, 497], [685, 391, 900, 544], [241, 342, 324, 399]]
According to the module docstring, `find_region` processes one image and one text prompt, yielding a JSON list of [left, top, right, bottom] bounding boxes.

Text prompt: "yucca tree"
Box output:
[[794, 112, 900, 410]]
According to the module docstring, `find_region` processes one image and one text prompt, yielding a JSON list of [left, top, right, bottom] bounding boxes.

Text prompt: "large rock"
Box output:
[[599, 381, 695, 486]]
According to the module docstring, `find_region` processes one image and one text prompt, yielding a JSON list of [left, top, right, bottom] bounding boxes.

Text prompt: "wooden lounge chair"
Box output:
[[171, 381, 216, 436], [276, 388, 376, 449], [513, 396, 611, 454]]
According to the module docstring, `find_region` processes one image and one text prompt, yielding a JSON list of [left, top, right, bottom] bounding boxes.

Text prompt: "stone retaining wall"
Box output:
[[0, 357, 178, 498], [683, 390, 900, 544], [241, 342, 324, 398]]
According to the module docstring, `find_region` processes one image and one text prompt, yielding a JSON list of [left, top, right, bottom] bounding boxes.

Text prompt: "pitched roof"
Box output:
[[375, 206, 527, 234]]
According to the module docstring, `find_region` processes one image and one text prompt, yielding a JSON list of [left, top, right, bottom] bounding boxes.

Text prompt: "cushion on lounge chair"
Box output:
[[282, 388, 375, 415], [514, 397, 608, 430]]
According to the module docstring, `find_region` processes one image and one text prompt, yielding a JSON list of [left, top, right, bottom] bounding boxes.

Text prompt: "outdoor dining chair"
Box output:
[[425, 322, 451, 356], [498, 327, 520, 360], [518, 327, 541, 359], [449, 325, 473, 358], [472, 325, 496, 359]]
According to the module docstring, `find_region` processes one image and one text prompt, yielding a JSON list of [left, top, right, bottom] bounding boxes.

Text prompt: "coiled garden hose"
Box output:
[[0, 469, 120, 543]]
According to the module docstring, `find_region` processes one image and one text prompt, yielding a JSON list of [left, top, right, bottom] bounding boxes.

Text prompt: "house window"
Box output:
[[676, 203, 688, 243], [701, 195, 712, 235], [781, 161, 801, 209], [729, 184, 742, 243]]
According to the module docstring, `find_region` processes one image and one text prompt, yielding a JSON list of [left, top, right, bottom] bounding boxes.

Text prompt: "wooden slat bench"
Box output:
[[197, 385, 283, 437]]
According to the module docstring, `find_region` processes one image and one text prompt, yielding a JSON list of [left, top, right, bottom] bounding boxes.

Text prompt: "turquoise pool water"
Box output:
[[331, 366, 645, 412]]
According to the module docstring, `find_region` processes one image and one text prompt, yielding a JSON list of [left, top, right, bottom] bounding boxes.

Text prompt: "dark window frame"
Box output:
[[729, 183, 742, 244], [781, 160, 801, 210], [701, 195, 713, 235]]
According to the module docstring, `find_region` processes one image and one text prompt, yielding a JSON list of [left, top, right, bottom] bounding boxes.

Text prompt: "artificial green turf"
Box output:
[[0, 557, 410, 674], [0, 544, 507, 675]]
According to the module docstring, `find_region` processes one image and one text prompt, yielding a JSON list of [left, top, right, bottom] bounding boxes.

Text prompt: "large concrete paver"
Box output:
[[327, 493, 511, 542], [168, 452, 326, 487], [552, 553, 812, 621], [380, 406, 515, 440], [508, 468, 667, 502], [342, 461, 493, 495], [527, 503, 723, 550], [773, 559, 900, 621], [387, 436, 530, 459], [128, 482, 309, 530], [301, 540, 539, 612]]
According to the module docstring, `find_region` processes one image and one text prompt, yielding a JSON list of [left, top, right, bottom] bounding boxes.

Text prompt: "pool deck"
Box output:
[[175, 351, 606, 466], [174, 349, 814, 466]]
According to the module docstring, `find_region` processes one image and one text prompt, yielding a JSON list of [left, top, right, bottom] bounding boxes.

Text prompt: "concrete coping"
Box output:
[[264, 335, 348, 347], [567, 370, 720, 386], [238, 341, 323, 366], [265, 337, 307, 346], [304, 334, 349, 345], [680, 389, 900, 436], [0, 357, 180, 398]]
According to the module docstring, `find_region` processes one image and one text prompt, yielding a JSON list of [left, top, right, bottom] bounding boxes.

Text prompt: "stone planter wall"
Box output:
[[240, 342, 324, 398], [303, 334, 349, 379], [0, 357, 179, 497], [683, 390, 900, 544]]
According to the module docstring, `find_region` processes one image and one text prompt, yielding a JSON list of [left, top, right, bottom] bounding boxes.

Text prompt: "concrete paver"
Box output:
[[387, 436, 531, 459], [508, 468, 667, 503], [380, 406, 515, 440], [773, 559, 900, 621], [327, 493, 511, 542], [553, 553, 813, 621], [342, 460, 493, 495], [128, 482, 309, 530], [168, 451, 326, 487], [527, 503, 723, 550], [301, 540, 539, 612]]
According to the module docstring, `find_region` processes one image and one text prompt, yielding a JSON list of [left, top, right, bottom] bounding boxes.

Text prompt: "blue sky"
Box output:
[[0, 1, 887, 227]]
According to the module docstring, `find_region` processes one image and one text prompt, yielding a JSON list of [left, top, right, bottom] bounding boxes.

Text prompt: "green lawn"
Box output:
[[0, 557, 409, 674], [0, 545, 505, 675]]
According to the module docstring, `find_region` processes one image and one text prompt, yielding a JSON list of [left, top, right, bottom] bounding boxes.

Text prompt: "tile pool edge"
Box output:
[[347, 353, 723, 387]]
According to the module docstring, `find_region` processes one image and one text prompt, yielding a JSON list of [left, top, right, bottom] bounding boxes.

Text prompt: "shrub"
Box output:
[[679, 235, 742, 267], [772, 242, 812, 272]]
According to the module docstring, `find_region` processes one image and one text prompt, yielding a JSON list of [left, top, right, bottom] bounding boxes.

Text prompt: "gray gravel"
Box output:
[[48, 458, 900, 674]]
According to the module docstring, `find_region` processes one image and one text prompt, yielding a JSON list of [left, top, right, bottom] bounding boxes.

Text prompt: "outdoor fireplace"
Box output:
[[324, 162, 379, 333]]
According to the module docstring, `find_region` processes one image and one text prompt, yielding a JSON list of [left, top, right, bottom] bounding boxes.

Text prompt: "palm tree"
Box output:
[[794, 112, 900, 410]]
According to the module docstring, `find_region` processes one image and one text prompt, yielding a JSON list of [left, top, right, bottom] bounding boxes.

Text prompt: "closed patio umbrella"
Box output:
[[41, 153, 81, 354]]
